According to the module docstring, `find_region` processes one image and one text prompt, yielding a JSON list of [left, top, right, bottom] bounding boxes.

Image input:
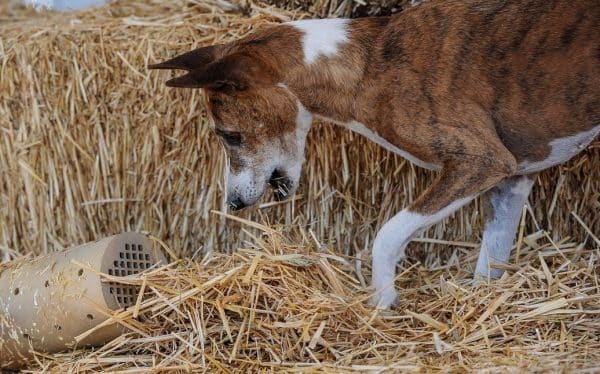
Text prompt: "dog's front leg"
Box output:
[[370, 197, 474, 308], [369, 159, 517, 309]]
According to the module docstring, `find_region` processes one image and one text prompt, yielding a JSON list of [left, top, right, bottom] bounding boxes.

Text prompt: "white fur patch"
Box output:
[[510, 176, 534, 196], [317, 116, 441, 171], [288, 19, 350, 65], [228, 169, 264, 205], [518, 125, 600, 173], [475, 176, 534, 279], [371, 196, 473, 308], [295, 100, 313, 135], [280, 83, 439, 171]]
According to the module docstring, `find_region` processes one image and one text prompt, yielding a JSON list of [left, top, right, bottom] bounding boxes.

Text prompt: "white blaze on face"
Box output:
[[288, 19, 350, 65], [225, 98, 314, 207]]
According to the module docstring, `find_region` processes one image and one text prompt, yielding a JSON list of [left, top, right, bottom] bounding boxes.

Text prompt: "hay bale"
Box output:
[[266, 0, 413, 18], [0, 0, 597, 262]]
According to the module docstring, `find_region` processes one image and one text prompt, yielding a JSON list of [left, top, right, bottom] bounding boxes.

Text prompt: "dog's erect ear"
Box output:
[[162, 53, 274, 91], [148, 45, 218, 71]]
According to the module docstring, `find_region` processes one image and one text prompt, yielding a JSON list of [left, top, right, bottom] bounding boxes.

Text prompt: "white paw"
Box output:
[[473, 268, 504, 283], [471, 274, 489, 286], [368, 288, 400, 309]]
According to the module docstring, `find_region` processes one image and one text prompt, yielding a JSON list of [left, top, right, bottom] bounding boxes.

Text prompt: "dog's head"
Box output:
[[149, 42, 312, 210]]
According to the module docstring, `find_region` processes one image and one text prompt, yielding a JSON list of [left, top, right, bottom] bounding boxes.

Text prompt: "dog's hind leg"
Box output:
[[474, 175, 535, 279], [370, 159, 516, 309]]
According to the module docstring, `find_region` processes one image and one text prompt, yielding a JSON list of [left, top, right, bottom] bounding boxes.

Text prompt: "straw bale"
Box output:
[[265, 0, 414, 18], [0, 0, 597, 263]]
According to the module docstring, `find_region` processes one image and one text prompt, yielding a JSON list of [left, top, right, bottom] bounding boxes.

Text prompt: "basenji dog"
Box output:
[[150, 0, 599, 308]]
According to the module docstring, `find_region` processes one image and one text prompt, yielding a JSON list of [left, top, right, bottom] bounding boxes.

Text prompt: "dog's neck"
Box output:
[[275, 18, 385, 125]]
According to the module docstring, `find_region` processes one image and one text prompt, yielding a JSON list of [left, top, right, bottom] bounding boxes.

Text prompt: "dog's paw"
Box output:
[[368, 288, 400, 309], [471, 273, 491, 287]]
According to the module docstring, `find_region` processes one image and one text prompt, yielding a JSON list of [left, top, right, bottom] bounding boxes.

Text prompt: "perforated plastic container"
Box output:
[[0, 233, 168, 369]]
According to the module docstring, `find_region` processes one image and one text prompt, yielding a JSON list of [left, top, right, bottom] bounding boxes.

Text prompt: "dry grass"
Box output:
[[1, 0, 599, 371], [23, 215, 600, 372]]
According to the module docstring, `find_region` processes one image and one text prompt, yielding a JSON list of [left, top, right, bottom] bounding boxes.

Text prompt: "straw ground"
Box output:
[[21, 217, 600, 372]]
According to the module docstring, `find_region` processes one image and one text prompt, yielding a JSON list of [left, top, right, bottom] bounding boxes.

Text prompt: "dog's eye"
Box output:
[[215, 129, 242, 147]]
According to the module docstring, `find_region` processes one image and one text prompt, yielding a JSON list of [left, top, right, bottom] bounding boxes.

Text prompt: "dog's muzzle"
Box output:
[[268, 169, 294, 201]]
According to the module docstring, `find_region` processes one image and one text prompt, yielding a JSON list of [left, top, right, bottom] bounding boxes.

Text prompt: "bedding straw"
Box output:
[[18, 219, 600, 372]]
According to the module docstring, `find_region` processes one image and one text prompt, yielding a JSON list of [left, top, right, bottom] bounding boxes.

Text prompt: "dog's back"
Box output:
[[362, 0, 599, 165]]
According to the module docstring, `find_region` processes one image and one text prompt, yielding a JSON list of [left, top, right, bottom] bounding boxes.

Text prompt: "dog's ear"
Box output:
[[148, 45, 218, 71], [162, 53, 274, 91]]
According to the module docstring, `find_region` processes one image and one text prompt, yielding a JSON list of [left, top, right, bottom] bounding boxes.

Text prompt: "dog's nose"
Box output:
[[269, 169, 293, 201], [269, 169, 285, 185], [229, 197, 247, 211]]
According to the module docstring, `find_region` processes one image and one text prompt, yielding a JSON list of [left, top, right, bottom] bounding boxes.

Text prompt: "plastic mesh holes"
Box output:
[[107, 243, 153, 307]]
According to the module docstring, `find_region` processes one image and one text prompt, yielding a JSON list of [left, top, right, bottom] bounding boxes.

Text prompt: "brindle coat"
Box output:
[[150, 0, 599, 308]]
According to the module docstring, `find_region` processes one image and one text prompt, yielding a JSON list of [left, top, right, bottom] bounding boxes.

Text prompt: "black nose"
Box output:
[[229, 197, 247, 211], [269, 169, 293, 201]]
